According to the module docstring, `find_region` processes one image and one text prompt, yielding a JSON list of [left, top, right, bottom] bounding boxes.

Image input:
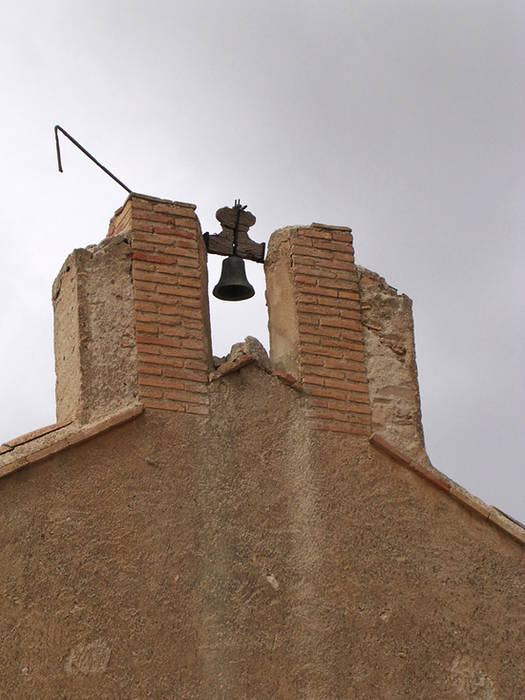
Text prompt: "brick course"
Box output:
[[266, 224, 372, 436], [108, 194, 212, 415]]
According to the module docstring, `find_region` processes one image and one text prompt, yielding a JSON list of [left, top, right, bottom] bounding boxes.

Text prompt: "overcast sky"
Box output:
[[0, 1, 524, 521]]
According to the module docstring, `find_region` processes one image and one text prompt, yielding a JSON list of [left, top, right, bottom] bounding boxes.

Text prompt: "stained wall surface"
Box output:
[[0, 366, 524, 699]]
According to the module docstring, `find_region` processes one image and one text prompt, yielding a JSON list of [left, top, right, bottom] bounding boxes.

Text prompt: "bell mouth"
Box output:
[[212, 282, 255, 301]]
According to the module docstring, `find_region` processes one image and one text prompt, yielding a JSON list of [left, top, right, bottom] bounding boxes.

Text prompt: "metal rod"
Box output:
[[232, 199, 247, 256], [54, 125, 132, 193]]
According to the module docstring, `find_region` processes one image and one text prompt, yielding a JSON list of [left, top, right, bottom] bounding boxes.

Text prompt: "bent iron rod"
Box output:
[[54, 125, 132, 193]]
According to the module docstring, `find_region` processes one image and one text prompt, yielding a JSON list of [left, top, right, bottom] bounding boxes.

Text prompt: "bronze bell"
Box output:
[[213, 255, 255, 301]]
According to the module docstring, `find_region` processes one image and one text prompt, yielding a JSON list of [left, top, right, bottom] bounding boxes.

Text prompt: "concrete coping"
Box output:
[[370, 433, 525, 546], [0, 404, 144, 481]]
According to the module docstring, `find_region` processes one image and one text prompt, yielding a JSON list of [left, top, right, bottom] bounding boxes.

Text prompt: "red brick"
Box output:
[[130, 198, 153, 211], [182, 338, 204, 350], [132, 260, 156, 273], [164, 366, 207, 383], [292, 244, 353, 263], [134, 280, 156, 292], [137, 343, 160, 355], [139, 386, 163, 399], [153, 225, 176, 234], [303, 374, 324, 387], [135, 322, 159, 334], [131, 210, 173, 224], [138, 363, 162, 376], [137, 354, 183, 368], [132, 239, 156, 253], [304, 366, 345, 380], [133, 231, 177, 246], [324, 357, 367, 373], [142, 398, 185, 412], [293, 264, 335, 279], [332, 231, 353, 243], [132, 252, 176, 265], [296, 285, 338, 298], [318, 277, 358, 290], [309, 386, 347, 401], [300, 228, 332, 240], [301, 343, 342, 359], [153, 203, 176, 214], [164, 390, 208, 405], [294, 274, 319, 286], [160, 345, 202, 360], [301, 354, 324, 367], [185, 359, 209, 371], [324, 377, 369, 394], [319, 316, 362, 332], [139, 376, 188, 392]]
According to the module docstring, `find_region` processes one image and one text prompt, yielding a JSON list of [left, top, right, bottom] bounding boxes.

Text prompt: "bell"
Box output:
[[213, 255, 255, 301]]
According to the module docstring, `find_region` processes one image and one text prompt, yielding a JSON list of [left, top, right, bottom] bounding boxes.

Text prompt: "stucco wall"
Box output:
[[1, 365, 523, 699], [358, 266, 431, 469], [53, 232, 138, 424]]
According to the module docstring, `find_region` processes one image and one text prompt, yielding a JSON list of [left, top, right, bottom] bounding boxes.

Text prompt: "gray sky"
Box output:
[[1, 0, 524, 521]]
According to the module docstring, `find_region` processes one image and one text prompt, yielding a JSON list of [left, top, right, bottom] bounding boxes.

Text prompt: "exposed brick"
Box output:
[[324, 377, 369, 394], [134, 280, 156, 292], [296, 285, 338, 298], [142, 398, 185, 412], [293, 264, 335, 279], [139, 375, 186, 391], [132, 240, 156, 253], [160, 345, 202, 360], [301, 344, 343, 360], [164, 367, 208, 383], [130, 198, 153, 211], [131, 210, 173, 224], [185, 359, 209, 372], [137, 343, 161, 355], [164, 390, 208, 405], [292, 244, 354, 263], [134, 270, 176, 285], [304, 366, 345, 380], [299, 228, 332, 240], [132, 252, 176, 265], [319, 317, 362, 332], [138, 363, 162, 376], [139, 386, 163, 399], [135, 322, 159, 334], [157, 284, 199, 299], [324, 357, 367, 373]]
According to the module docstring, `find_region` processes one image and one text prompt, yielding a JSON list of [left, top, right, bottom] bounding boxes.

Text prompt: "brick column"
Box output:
[[108, 193, 212, 416], [265, 224, 371, 435]]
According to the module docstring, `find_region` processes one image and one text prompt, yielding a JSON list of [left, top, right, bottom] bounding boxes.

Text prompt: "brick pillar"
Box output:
[[108, 193, 212, 416], [265, 224, 371, 435]]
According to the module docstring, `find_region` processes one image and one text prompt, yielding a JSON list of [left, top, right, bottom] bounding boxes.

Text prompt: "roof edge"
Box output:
[[370, 433, 525, 546], [0, 404, 144, 480]]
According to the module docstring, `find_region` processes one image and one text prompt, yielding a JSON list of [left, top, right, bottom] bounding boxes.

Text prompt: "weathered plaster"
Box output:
[[53, 232, 138, 424], [358, 265, 431, 468]]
